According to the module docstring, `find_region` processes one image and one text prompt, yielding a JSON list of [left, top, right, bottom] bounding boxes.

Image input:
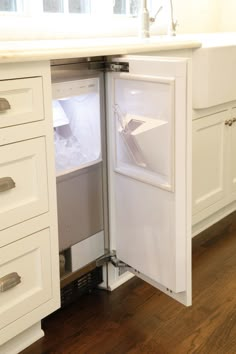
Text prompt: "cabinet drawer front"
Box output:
[[0, 77, 44, 128], [0, 229, 52, 330], [0, 138, 49, 231]]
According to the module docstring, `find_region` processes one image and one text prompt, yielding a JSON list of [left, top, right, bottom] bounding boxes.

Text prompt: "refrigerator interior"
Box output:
[[52, 78, 101, 175], [52, 77, 105, 267]]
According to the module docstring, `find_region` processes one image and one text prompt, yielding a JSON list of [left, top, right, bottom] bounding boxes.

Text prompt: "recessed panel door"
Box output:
[[230, 108, 236, 196], [106, 56, 191, 306], [192, 112, 227, 222]]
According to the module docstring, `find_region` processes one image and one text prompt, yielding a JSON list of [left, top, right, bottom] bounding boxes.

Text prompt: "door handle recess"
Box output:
[[0, 98, 11, 112], [0, 177, 16, 192], [0, 272, 21, 292]]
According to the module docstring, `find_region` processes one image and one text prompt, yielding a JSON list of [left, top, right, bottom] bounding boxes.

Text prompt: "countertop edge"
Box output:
[[0, 39, 202, 63]]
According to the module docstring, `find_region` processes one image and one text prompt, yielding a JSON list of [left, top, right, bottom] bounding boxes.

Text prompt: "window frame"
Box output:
[[0, 0, 169, 40], [0, 0, 24, 13]]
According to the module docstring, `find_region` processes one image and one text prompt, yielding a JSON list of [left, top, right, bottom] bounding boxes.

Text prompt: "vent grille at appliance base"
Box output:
[[61, 267, 103, 308]]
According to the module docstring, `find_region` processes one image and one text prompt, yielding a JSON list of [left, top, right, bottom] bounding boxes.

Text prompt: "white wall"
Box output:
[[173, 0, 220, 34], [173, 0, 236, 34], [219, 0, 236, 31]]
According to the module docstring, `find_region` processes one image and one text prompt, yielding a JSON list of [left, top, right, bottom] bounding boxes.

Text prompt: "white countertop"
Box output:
[[1, 32, 236, 64], [0, 36, 201, 63], [183, 32, 236, 48]]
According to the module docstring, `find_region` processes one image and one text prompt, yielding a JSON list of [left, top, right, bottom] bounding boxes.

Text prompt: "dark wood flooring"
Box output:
[[21, 216, 236, 354]]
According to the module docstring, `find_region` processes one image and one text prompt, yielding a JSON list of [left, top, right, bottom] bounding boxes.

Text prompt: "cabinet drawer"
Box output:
[[0, 138, 48, 231], [0, 77, 44, 128], [0, 229, 52, 330]]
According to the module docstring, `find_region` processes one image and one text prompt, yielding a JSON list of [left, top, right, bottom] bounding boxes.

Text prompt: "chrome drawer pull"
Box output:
[[0, 272, 21, 292], [0, 98, 11, 112], [0, 177, 16, 192]]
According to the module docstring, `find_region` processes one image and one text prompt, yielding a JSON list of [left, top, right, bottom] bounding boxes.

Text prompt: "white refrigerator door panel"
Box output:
[[106, 56, 191, 306]]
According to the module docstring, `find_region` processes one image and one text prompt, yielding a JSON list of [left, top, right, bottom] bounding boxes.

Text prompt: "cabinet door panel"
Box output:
[[113, 75, 174, 190], [230, 108, 236, 194], [107, 56, 191, 305], [193, 112, 227, 215]]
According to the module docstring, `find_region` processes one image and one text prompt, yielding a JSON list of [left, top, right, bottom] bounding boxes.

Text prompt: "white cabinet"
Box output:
[[191, 44, 236, 234], [192, 106, 236, 231], [229, 108, 236, 196], [192, 111, 227, 222], [0, 62, 60, 350]]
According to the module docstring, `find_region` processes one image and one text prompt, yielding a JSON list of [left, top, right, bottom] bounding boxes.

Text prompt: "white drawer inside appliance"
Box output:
[[0, 228, 52, 330], [0, 137, 49, 231], [0, 77, 44, 128], [57, 163, 104, 251]]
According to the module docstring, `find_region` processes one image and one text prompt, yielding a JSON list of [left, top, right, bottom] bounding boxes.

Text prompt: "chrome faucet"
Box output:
[[139, 0, 177, 38], [169, 0, 178, 36], [139, 0, 163, 38]]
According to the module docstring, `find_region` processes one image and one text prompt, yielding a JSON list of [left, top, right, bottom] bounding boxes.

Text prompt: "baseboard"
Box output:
[[0, 322, 44, 354], [192, 204, 236, 237], [192, 210, 236, 248]]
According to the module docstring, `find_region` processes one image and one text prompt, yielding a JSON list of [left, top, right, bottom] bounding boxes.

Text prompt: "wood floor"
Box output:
[[21, 217, 236, 354]]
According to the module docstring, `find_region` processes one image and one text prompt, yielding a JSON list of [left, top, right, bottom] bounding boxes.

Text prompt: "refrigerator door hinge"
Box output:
[[105, 62, 129, 73], [87, 61, 129, 72], [96, 251, 131, 269]]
